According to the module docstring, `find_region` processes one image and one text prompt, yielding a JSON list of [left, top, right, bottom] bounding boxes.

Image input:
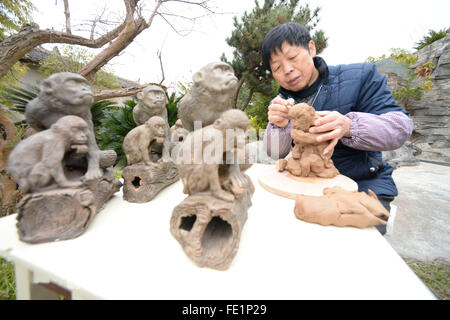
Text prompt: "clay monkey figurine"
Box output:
[[25, 72, 103, 182], [122, 116, 167, 167], [176, 109, 250, 202], [8, 115, 90, 194], [177, 62, 239, 131], [278, 103, 339, 178]]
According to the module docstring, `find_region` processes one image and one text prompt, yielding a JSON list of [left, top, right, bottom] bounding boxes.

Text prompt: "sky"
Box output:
[[32, 0, 450, 92]]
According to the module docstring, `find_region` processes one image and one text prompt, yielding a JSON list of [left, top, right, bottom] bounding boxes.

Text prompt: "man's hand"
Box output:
[[309, 111, 351, 155], [268, 97, 294, 128]]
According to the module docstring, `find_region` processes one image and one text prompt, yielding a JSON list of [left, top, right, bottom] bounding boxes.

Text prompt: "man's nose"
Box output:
[[282, 61, 294, 74]]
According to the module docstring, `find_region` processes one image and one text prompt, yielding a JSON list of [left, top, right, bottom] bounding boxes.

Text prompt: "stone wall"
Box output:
[[376, 31, 450, 163]]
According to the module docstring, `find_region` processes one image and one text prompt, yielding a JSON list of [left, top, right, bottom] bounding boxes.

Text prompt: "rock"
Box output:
[[382, 142, 421, 168], [376, 31, 450, 164]]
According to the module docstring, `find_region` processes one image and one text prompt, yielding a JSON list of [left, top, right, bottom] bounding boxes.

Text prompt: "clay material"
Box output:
[[279, 103, 339, 178], [122, 116, 179, 202], [10, 72, 122, 243], [177, 62, 238, 131], [171, 108, 254, 270], [294, 186, 390, 228]]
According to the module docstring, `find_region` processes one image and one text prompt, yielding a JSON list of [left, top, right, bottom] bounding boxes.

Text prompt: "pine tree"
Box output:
[[222, 0, 328, 110]]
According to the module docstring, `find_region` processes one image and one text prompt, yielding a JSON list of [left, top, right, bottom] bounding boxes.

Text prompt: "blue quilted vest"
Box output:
[[279, 61, 408, 196]]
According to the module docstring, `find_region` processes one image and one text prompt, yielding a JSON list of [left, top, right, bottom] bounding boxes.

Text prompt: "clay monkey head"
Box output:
[[137, 85, 167, 112], [51, 115, 89, 146], [192, 62, 238, 94], [145, 116, 166, 144], [40, 72, 93, 110], [288, 103, 317, 131]]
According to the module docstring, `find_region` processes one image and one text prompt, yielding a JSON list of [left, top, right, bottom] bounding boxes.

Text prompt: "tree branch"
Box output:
[[93, 83, 167, 102], [157, 50, 165, 85], [63, 0, 72, 34]]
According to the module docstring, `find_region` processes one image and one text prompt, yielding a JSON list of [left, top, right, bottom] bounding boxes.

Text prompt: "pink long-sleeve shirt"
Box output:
[[263, 111, 414, 160]]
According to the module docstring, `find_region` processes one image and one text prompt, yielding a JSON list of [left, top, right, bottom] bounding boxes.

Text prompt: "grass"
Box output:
[[1, 255, 448, 300], [0, 257, 15, 300], [404, 258, 450, 300]]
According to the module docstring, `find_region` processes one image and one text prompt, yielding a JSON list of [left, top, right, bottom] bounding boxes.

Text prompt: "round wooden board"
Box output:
[[258, 165, 358, 199]]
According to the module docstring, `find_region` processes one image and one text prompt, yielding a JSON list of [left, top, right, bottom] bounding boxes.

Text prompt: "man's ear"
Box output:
[[192, 71, 203, 85], [308, 40, 317, 58], [137, 91, 143, 100]]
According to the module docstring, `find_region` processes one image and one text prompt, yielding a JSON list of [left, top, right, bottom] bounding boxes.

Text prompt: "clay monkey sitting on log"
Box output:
[[8, 116, 89, 194], [278, 103, 339, 178], [171, 109, 254, 270], [9, 72, 122, 243], [121, 116, 179, 203]]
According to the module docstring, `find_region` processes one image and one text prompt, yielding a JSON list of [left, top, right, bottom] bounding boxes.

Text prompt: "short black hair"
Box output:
[[261, 22, 312, 72]]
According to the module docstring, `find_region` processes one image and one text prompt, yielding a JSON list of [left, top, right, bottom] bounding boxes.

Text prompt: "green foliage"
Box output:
[[39, 45, 121, 91], [0, 62, 29, 93], [0, 0, 35, 40], [367, 48, 435, 109], [0, 83, 40, 113], [244, 79, 279, 135], [91, 99, 120, 131], [414, 28, 448, 50], [166, 91, 184, 127], [223, 0, 327, 109], [0, 257, 15, 300], [96, 100, 137, 168]]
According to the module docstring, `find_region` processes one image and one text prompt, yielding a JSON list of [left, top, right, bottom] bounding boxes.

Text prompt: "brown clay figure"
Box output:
[[133, 85, 172, 162], [8, 116, 89, 194], [133, 85, 168, 126], [9, 72, 122, 243], [177, 62, 238, 131], [170, 119, 189, 143], [171, 109, 254, 270], [121, 116, 178, 203], [294, 186, 390, 228], [278, 103, 339, 178], [123, 116, 167, 167]]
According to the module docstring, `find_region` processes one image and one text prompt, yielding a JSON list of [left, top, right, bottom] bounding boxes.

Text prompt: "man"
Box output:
[[262, 22, 413, 234]]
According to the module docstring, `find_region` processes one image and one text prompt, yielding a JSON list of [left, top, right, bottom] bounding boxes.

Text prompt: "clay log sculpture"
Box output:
[[122, 162, 179, 203], [171, 109, 254, 270], [294, 187, 390, 228], [122, 116, 179, 202], [278, 103, 339, 178], [170, 174, 253, 270], [9, 73, 122, 243]]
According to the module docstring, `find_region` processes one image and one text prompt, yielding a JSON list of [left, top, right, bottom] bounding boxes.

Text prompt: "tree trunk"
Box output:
[[232, 77, 245, 109]]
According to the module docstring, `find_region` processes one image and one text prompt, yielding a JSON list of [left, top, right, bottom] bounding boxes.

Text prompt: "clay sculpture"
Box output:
[[122, 116, 178, 203], [278, 103, 339, 178], [171, 109, 254, 270], [294, 187, 390, 228], [177, 62, 238, 131], [9, 72, 122, 243]]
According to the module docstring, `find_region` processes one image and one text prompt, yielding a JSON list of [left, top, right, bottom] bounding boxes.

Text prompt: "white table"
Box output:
[[0, 164, 436, 299]]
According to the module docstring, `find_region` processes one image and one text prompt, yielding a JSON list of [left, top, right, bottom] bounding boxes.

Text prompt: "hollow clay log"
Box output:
[[16, 188, 95, 243], [294, 187, 390, 228], [16, 168, 122, 244], [122, 162, 179, 203], [170, 174, 253, 270]]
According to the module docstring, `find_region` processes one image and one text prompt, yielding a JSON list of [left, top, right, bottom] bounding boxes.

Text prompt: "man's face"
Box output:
[[269, 40, 318, 92]]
